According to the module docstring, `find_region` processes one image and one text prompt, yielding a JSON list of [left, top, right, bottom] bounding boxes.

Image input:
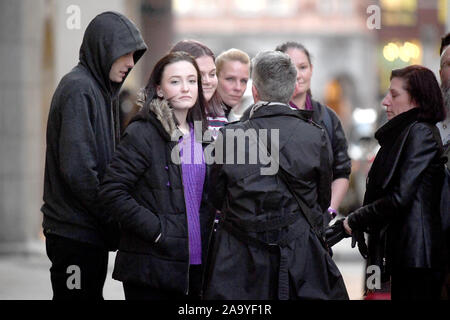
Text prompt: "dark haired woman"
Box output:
[[275, 41, 351, 224], [99, 52, 214, 300], [171, 40, 227, 139], [343, 65, 447, 300]]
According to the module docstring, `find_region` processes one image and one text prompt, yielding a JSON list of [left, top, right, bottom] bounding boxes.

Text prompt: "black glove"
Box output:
[[325, 218, 350, 248], [351, 229, 368, 259]]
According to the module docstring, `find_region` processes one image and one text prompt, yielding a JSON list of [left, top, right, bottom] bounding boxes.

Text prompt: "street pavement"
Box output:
[[0, 236, 365, 300]]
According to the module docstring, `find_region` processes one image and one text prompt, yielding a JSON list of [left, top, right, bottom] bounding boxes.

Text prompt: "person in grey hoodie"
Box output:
[[41, 11, 147, 300]]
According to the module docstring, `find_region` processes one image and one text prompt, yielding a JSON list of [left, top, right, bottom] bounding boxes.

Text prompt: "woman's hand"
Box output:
[[344, 216, 368, 259]]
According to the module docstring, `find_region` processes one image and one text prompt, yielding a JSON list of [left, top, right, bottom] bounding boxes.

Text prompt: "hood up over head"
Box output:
[[79, 11, 147, 97]]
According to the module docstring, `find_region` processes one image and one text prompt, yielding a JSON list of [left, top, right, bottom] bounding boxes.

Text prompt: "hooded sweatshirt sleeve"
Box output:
[[58, 89, 101, 212]]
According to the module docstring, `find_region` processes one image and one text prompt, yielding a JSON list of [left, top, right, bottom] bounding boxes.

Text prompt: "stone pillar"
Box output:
[[0, 0, 46, 253]]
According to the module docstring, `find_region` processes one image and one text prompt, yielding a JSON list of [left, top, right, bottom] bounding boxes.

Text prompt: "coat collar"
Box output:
[[131, 98, 180, 142], [147, 98, 178, 139], [240, 101, 315, 161], [132, 98, 212, 145], [380, 123, 416, 189], [248, 101, 309, 122], [371, 109, 420, 189], [375, 108, 419, 146]]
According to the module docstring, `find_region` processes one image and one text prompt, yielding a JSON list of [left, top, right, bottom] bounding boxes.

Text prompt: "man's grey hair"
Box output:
[[440, 45, 450, 69], [251, 51, 297, 104], [442, 85, 450, 116]]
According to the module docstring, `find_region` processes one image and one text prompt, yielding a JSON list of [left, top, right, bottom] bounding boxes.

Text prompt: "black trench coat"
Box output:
[[203, 102, 349, 300]]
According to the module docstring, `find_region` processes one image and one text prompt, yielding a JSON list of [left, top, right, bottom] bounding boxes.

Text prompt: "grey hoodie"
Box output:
[[41, 12, 147, 248]]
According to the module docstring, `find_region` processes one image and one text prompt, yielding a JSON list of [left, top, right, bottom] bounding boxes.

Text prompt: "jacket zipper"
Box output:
[[200, 208, 216, 296]]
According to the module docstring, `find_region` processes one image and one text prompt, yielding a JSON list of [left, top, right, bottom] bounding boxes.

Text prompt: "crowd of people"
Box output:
[[41, 11, 449, 300]]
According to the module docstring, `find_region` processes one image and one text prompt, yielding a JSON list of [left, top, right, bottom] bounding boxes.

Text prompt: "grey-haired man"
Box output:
[[203, 51, 348, 300]]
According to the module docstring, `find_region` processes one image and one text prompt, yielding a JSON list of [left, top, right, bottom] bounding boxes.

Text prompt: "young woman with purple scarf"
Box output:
[[98, 52, 214, 300]]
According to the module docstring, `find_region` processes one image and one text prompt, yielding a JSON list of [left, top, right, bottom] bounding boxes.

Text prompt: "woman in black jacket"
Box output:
[[343, 65, 447, 299], [99, 52, 214, 300], [275, 41, 351, 223]]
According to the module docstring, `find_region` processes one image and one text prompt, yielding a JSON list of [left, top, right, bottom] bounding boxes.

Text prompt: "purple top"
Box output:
[[289, 94, 313, 110], [179, 126, 205, 265]]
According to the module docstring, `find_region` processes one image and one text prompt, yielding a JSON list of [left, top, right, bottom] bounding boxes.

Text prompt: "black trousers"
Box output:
[[123, 264, 202, 300], [45, 233, 109, 300], [391, 268, 444, 300]]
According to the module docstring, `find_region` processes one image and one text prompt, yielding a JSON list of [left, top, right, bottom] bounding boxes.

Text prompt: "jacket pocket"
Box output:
[[151, 213, 188, 261]]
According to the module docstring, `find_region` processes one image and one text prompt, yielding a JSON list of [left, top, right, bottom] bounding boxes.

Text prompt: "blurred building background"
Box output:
[[0, 0, 448, 284]]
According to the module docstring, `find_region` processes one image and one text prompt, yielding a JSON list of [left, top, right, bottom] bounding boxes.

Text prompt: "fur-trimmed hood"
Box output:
[[131, 98, 180, 141], [147, 98, 178, 138], [131, 98, 213, 144]]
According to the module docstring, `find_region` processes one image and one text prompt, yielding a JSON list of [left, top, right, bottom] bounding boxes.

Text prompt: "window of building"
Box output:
[[317, 0, 354, 16], [173, 0, 220, 16], [234, 0, 265, 15], [438, 0, 447, 25], [380, 0, 417, 26], [173, 0, 298, 17], [379, 40, 422, 94], [233, 0, 298, 17], [266, 0, 299, 16], [317, 0, 333, 15]]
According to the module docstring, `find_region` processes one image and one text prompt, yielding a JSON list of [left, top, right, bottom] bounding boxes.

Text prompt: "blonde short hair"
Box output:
[[215, 48, 250, 76]]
